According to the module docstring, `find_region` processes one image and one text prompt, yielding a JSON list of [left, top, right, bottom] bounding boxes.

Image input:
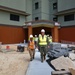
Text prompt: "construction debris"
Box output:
[[51, 70, 71, 75], [51, 56, 75, 71], [48, 43, 70, 59], [69, 53, 75, 60], [69, 68, 75, 75]]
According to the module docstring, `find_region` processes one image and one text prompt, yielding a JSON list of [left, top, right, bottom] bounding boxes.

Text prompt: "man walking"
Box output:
[[28, 35, 35, 61], [49, 36, 52, 43], [34, 35, 38, 48], [38, 29, 49, 62]]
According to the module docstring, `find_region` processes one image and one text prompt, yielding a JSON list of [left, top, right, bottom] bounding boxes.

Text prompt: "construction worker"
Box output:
[[38, 34, 41, 52], [28, 35, 35, 61], [49, 36, 52, 43], [34, 35, 38, 48], [38, 29, 49, 62]]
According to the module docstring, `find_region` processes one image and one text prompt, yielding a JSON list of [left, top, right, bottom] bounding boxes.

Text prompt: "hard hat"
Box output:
[[50, 36, 52, 38], [35, 35, 37, 37], [30, 35, 33, 38], [41, 29, 45, 32]]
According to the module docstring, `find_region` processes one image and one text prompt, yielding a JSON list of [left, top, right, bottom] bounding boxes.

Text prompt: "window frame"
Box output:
[[10, 14, 20, 21], [35, 17, 39, 21], [35, 2, 39, 9], [53, 16, 58, 22], [53, 2, 57, 10], [64, 14, 74, 21]]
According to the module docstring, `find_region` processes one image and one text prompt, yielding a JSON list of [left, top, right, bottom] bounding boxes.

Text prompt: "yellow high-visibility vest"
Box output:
[[34, 37, 38, 42], [39, 35, 47, 45], [49, 38, 52, 43]]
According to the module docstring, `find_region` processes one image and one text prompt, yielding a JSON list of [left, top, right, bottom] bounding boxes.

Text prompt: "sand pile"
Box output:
[[0, 45, 30, 75]]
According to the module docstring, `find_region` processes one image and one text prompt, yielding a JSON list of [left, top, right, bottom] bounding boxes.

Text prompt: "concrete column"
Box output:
[[28, 26, 33, 38], [52, 26, 59, 42], [51, 28, 54, 42]]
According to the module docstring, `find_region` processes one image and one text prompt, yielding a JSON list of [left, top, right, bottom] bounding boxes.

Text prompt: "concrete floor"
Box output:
[[26, 50, 53, 75]]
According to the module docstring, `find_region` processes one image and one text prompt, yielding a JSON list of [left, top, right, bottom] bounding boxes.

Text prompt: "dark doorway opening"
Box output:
[[33, 27, 52, 37]]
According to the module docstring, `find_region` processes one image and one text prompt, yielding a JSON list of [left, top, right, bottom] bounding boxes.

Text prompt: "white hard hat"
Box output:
[[50, 36, 52, 38], [30, 35, 33, 38], [41, 29, 45, 32], [35, 35, 37, 37]]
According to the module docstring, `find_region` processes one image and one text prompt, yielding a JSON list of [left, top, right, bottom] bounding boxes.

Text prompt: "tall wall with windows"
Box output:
[[49, 0, 57, 22], [57, 0, 75, 42], [0, 0, 32, 26], [41, 0, 50, 20], [58, 13, 75, 27], [32, 0, 41, 20], [57, 0, 75, 27], [32, 0, 50, 21], [0, 0, 32, 43]]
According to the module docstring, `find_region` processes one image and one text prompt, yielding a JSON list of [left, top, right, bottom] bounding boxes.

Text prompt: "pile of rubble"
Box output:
[[47, 43, 75, 75]]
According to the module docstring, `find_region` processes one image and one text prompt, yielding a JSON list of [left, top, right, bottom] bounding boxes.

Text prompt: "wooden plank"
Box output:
[[51, 70, 71, 75]]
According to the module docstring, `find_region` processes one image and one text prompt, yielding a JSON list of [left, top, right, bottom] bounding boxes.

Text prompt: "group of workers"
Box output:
[[28, 29, 52, 62]]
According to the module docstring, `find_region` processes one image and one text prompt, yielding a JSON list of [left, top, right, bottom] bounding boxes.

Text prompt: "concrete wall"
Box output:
[[0, 0, 26, 11], [0, 11, 26, 26], [49, 0, 57, 21], [58, 13, 75, 27], [26, 0, 32, 21], [0, 0, 32, 22], [32, 0, 41, 20], [58, 0, 75, 12], [41, 0, 50, 20], [32, 0, 50, 20]]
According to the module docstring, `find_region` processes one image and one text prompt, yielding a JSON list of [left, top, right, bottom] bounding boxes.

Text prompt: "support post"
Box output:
[[28, 26, 32, 39], [52, 26, 59, 42]]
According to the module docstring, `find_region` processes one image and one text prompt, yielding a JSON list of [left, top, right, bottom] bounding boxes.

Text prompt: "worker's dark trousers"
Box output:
[[40, 45, 47, 61]]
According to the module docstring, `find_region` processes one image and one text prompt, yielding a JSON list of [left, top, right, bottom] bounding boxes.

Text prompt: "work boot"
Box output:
[[30, 58, 33, 61], [41, 57, 44, 63], [41, 59, 43, 62], [33, 56, 34, 59]]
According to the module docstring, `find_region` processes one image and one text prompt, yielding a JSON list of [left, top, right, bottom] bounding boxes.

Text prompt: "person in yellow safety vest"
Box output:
[[28, 35, 35, 61], [38, 29, 49, 62], [49, 36, 52, 43], [34, 35, 38, 48], [38, 34, 41, 51]]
